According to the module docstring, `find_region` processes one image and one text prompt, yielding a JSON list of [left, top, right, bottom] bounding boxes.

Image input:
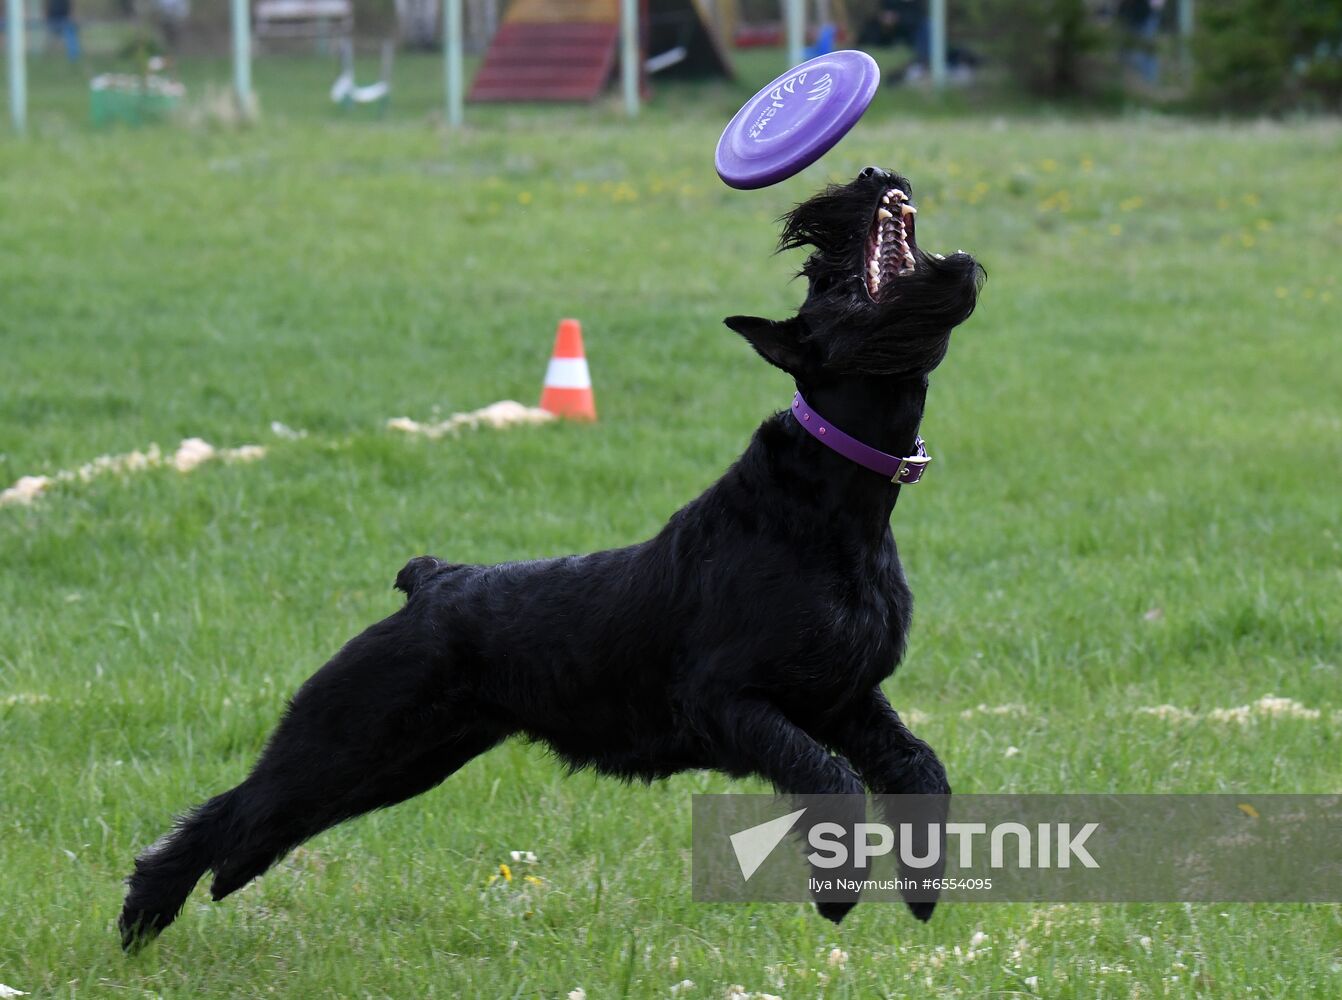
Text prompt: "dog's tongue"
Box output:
[[716, 51, 881, 190]]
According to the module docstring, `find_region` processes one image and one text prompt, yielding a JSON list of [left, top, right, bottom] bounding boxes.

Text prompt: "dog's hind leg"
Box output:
[[120, 721, 502, 949], [121, 612, 508, 949], [119, 787, 244, 950], [827, 686, 951, 922], [205, 723, 505, 901]]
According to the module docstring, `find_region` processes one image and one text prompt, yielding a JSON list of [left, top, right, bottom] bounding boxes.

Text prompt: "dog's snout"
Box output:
[[859, 166, 888, 181]]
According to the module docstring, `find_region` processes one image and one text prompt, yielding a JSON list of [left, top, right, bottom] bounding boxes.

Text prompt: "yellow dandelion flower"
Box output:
[[1242, 192, 1260, 207], [1240, 233, 1256, 248], [574, 182, 589, 196], [524, 874, 544, 886], [1109, 223, 1122, 237], [1119, 196, 1144, 212], [1303, 287, 1316, 299], [1080, 157, 1095, 172], [499, 862, 513, 882], [518, 192, 533, 206], [1039, 158, 1057, 173], [1237, 802, 1260, 819], [1275, 287, 1289, 299], [1256, 218, 1272, 231]]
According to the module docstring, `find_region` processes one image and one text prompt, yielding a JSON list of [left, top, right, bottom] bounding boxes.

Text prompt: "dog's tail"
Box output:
[[394, 555, 461, 599], [119, 788, 242, 951]]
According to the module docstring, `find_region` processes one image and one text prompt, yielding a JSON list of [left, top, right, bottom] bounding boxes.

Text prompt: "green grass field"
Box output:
[[2, 56, 1341, 998]]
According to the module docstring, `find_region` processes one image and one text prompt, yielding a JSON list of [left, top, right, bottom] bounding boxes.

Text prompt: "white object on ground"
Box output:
[[387, 400, 555, 439], [4, 401, 550, 510], [1, 439, 266, 508], [1136, 694, 1323, 725]]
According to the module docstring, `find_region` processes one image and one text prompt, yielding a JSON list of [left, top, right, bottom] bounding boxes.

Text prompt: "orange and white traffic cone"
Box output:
[[539, 318, 596, 421]]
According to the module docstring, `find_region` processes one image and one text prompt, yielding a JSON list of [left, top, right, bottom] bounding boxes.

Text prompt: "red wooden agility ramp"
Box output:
[[469, 0, 731, 103]]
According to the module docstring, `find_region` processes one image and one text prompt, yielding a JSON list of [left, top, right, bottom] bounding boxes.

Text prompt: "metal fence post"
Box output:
[[929, 0, 946, 89], [621, 0, 639, 116], [7, 0, 27, 133], [446, 0, 463, 126], [231, 0, 253, 117]]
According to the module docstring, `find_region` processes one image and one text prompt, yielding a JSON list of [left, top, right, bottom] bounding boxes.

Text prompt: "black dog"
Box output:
[[120, 166, 983, 948]]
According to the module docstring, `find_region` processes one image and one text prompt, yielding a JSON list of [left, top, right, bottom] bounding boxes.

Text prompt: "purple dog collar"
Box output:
[[791, 392, 932, 485]]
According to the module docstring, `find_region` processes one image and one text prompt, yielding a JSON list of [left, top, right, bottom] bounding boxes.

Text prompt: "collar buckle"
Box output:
[[892, 456, 929, 484], [892, 438, 931, 484]]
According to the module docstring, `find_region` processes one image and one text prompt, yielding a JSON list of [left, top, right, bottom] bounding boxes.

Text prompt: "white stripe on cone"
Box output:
[[544, 357, 591, 390]]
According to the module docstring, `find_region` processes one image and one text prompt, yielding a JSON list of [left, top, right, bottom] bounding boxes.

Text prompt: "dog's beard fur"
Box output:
[[119, 168, 983, 950]]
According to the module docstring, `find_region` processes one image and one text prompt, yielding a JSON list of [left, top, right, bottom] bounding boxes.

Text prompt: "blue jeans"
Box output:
[[48, 17, 81, 61]]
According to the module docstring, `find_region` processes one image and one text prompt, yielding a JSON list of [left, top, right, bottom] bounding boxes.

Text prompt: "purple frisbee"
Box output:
[[715, 50, 880, 190]]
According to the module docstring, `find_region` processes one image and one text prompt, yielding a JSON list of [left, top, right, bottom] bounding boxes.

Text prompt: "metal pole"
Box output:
[[784, 0, 804, 68], [6, 0, 26, 134], [620, 0, 638, 116], [929, 0, 946, 89], [230, 0, 252, 117], [445, 0, 463, 127]]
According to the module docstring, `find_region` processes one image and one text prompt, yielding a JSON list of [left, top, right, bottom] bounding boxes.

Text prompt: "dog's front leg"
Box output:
[[838, 687, 950, 797], [701, 697, 868, 924], [829, 686, 951, 922]]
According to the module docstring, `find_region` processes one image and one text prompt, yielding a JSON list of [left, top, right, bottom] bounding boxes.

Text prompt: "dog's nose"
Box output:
[[860, 166, 889, 181]]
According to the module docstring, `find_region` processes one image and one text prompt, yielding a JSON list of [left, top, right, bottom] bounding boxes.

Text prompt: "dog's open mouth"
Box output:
[[865, 187, 917, 299]]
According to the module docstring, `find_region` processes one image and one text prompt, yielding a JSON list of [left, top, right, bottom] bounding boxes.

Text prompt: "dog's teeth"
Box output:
[[901, 204, 916, 217], [904, 252, 916, 268], [868, 261, 880, 276], [878, 208, 893, 220], [881, 193, 892, 204]]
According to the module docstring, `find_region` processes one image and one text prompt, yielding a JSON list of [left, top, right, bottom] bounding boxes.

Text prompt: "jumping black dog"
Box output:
[[120, 166, 984, 948]]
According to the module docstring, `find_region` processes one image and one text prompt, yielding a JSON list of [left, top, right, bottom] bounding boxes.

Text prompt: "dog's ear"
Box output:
[[724, 315, 814, 375]]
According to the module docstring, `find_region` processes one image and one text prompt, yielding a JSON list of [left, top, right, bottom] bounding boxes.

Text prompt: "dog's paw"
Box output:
[[118, 909, 162, 953], [815, 899, 857, 924], [906, 899, 937, 922]]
